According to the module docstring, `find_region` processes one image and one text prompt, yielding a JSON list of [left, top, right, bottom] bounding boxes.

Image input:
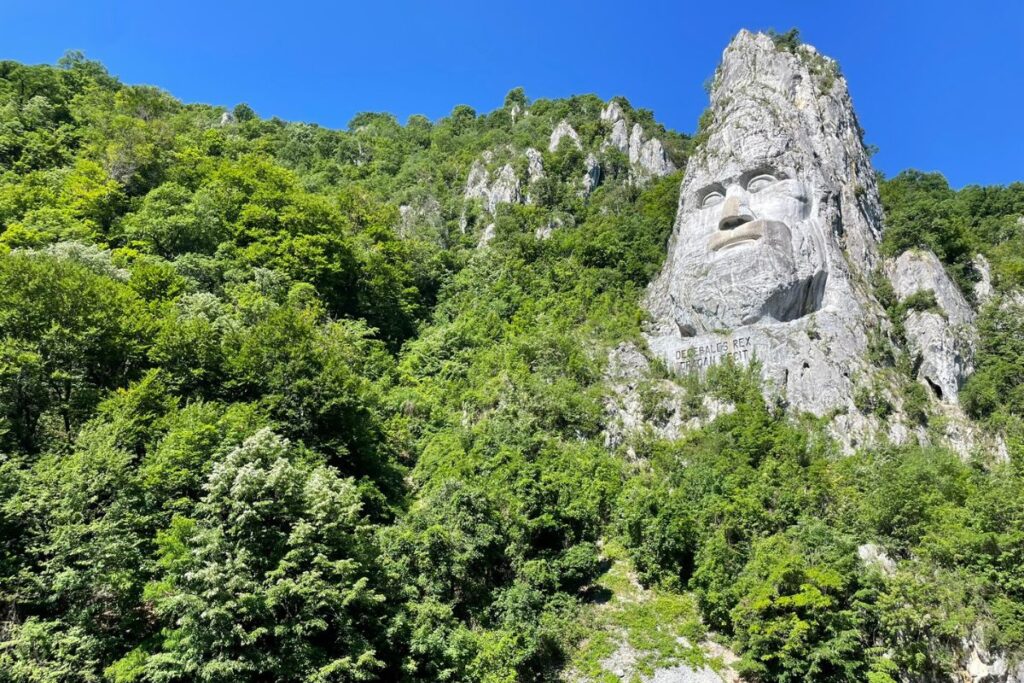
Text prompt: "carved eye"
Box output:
[[747, 174, 778, 192], [701, 191, 724, 208]]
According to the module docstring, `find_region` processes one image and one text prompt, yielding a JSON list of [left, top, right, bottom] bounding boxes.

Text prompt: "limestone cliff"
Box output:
[[644, 30, 885, 442], [637, 30, 998, 460]]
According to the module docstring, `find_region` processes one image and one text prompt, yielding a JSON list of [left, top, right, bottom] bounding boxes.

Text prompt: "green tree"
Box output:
[[143, 429, 389, 683]]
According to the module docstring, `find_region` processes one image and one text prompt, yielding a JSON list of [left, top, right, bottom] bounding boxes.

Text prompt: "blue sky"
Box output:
[[2, 0, 1022, 187]]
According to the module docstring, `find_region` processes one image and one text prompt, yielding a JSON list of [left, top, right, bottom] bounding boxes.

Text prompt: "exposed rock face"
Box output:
[[478, 222, 497, 248], [603, 342, 732, 454], [974, 253, 995, 303], [636, 136, 674, 177], [629, 123, 645, 165], [607, 118, 630, 154], [857, 543, 896, 576], [645, 30, 885, 418], [583, 153, 601, 196], [888, 250, 974, 324], [886, 249, 975, 402], [465, 103, 675, 234], [490, 164, 521, 209], [525, 147, 545, 183], [600, 101, 626, 123], [397, 195, 441, 238], [465, 159, 521, 214], [549, 120, 582, 152], [959, 633, 1024, 683], [464, 159, 490, 204], [601, 102, 676, 178]]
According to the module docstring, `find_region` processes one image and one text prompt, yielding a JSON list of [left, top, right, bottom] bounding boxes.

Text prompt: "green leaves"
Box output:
[[147, 429, 388, 683], [1, 50, 1022, 683], [0, 249, 152, 451]]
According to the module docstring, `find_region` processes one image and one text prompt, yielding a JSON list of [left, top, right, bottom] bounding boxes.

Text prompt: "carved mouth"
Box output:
[[709, 220, 765, 252]]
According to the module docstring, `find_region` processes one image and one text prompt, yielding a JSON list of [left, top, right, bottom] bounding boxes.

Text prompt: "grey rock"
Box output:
[[904, 310, 971, 403], [464, 159, 491, 203], [584, 634, 738, 683], [535, 216, 565, 240], [629, 123, 645, 165], [219, 111, 235, 126], [644, 30, 885, 419], [549, 120, 582, 152], [607, 118, 630, 154], [600, 100, 626, 123], [478, 222, 496, 248], [490, 164, 521, 209], [600, 101, 675, 178], [397, 195, 441, 238], [637, 137, 675, 177], [525, 147, 545, 183], [857, 543, 896, 576], [603, 342, 732, 450], [974, 253, 995, 304], [888, 249, 974, 324], [583, 153, 601, 196], [960, 633, 1022, 683], [886, 249, 975, 402], [464, 159, 521, 214]]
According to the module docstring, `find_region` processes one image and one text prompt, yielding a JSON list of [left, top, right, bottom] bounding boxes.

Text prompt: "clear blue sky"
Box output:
[[2, 0, 1022, 187]]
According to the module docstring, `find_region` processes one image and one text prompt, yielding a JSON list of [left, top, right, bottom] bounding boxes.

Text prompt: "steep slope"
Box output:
[[0, 33, 1023, 683], [619, 30, 1004, 462]]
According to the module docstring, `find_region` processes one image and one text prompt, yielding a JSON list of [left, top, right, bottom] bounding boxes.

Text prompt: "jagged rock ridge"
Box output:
[[462, 100, 678, 245]]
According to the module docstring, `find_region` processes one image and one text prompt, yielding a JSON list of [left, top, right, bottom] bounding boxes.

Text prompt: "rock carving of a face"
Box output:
[[672, 163, 827, 333]]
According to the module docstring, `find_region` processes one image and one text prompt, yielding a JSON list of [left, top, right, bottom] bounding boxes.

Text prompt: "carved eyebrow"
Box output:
[[695, 183, 726, 203], [740, 167, 788, 185]]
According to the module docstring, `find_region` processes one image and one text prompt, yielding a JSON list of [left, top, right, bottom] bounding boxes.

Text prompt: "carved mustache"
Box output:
[[708, 218, 793, 253]]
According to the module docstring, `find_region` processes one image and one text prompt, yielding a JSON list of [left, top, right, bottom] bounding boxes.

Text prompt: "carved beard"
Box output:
[[679, 217, 827, 331]]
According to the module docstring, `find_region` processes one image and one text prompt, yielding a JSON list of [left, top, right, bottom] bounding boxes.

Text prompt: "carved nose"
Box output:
[[719, 196, 754, 231]]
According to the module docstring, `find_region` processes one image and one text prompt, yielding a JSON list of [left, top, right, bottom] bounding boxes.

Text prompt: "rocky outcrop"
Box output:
[[857, 543, 896, 576], [628, 123, 645, 165], [549, 120, 581, 152], [636, 135, 674, 177], [397, 195, 441, 238], [525, 147, 545, 183], [466, 102, 676, 226], [464, 158, 490, 204], [886, 249, 975, 402], [607, 118, 630, 154], [465, 157, 521, 214], [600, 101, 626, 124], [974, 253, 995, 303], [645, 30, 885, 421], [958, 633, 1024, 683], [583, 153, 601, 196], [603, 342, 732, 454], [600, 102, 676, 178], [477, 222, 496, 248]]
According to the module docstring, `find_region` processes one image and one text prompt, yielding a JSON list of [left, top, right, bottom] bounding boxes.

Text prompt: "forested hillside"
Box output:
[[1, 51, 1023, 683]]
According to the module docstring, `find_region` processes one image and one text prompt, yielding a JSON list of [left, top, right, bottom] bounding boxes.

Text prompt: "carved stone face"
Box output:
[[671, 166, 828, 333]]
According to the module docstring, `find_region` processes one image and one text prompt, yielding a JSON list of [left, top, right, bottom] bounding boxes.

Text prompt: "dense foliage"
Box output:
[[0, 53, 1022, 683], [879, 171, 1024, 450]]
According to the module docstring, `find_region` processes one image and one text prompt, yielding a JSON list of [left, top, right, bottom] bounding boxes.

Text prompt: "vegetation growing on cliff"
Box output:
[[0, 53, 1022, 683]]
